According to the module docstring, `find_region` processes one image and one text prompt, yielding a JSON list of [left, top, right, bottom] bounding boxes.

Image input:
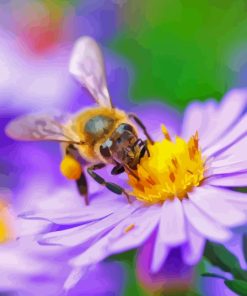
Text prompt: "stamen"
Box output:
[[169, 172, 176, 183], [172, 158, 178, 169], [124, 224, 135, 233], [194, 131, 199, 149], [128, 128, 205, 204], [161, 124, 171, 141]]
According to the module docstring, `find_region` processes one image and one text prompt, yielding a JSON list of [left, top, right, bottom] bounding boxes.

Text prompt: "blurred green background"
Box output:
[[111, 0, 247, 110]]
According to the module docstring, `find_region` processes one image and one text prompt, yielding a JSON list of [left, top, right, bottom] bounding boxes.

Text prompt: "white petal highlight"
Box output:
[[208, 173, 247, 187], [39, 204, 138, 247], [189, 186, 246, 227], [211, 136, 247, 166], [183, 198, 232, 242], [151, 234, 169, 273], [204, 185, 247, 211], [20, 204, 118, 226], [209, 160, 247, 176], [204, 114, 247, 157], [159, 198, 187, 246], [108, 206, 160, 253], [181, 100, 217, 141], [201, 89, 247, 148]]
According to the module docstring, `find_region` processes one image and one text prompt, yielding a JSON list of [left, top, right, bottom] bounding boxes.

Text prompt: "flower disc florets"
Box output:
[[128, 125, 205, 204]]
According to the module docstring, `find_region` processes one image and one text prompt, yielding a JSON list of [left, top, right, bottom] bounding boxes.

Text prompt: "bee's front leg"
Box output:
[[87, 163, 131, 203], [128, 113, 154, 144]]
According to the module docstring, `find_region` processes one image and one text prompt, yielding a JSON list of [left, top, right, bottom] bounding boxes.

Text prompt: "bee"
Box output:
[[5, 36, 153, 205]]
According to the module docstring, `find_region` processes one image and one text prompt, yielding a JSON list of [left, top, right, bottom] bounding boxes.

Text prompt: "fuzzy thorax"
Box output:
[[128, 125, 205, 204]]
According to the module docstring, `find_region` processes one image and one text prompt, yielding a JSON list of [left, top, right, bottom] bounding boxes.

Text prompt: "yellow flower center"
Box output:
[[128, 125, 205, 204], [0, 199, 15, 243]]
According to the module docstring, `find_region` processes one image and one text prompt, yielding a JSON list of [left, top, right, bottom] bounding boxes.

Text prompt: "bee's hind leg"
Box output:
[[76, 171, 89, 206], [128, 113, 154, 144], [87, 163, 131, 203], [64, 144, 89, 206]]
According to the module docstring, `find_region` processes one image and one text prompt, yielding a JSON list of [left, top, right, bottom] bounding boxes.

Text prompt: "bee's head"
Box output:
[[100, 123, 148, 169]]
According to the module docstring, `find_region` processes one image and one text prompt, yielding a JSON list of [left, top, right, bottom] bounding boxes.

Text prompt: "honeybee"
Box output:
[[5, 36, 153, 205]]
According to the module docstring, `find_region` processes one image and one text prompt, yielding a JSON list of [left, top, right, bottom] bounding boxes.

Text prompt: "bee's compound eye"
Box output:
[[100, 145, 111, 158], [116, 123, 134, 133], [123, 124, 134, 132]]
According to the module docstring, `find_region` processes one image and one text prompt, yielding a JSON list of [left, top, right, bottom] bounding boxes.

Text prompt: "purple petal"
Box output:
[[211, 136, 247, 166], [20, 201, 121, 226], [64, 267, 86, 291], [205, 186, 247, 211], [70, 230, 114, 267], [182, 198, 232, 242], [204, 114, 247, 157], [0, 239, 70, 296], [18, 184, 99, 217], [21, 185, 133, 237], [18, 218, 52, 237], [208, 172, 247, 187], [159, 198, 187, 246], [151, 233, 170, 273], [182, 220, 205, 265], [201, 89, 247, 148], [189, 186, 246, 227], [65, 262, 125, 295], [181, 99, 217, 141], [71, 206, 159, 267], [209, 160, 247, 175], [39, 204, 138, 247], [108, 205, 160, 253]]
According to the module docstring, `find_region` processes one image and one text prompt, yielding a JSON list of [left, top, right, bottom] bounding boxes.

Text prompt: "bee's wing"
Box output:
[[69, 36, 113, 108], [5, 114, 80, 143]]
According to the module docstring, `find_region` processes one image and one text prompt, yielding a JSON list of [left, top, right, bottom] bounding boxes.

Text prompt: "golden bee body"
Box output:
[[5, 36, 152, 204], [69, 106, 136, 163]]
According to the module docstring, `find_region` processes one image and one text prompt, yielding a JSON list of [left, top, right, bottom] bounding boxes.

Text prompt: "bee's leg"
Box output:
[[143, 140, 150, 157], [111, 163, 125, 175], [76, 171, 89, 206], [87, 163, 131, 203], [128, 113, 154, 144], [65, 145, 89, 206]]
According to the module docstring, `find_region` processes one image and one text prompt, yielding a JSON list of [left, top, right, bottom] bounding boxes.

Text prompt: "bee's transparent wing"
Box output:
[[5, 114, 80, 143], [69, 36, 113, 108]]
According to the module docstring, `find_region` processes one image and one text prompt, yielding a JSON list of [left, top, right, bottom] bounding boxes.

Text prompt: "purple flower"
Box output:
[[22, 88, 247, 288], [0, 186, 125, 295], [0, 28, 77, 113], [0, 189, 68, 295], [0, 239, 124, 296]]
